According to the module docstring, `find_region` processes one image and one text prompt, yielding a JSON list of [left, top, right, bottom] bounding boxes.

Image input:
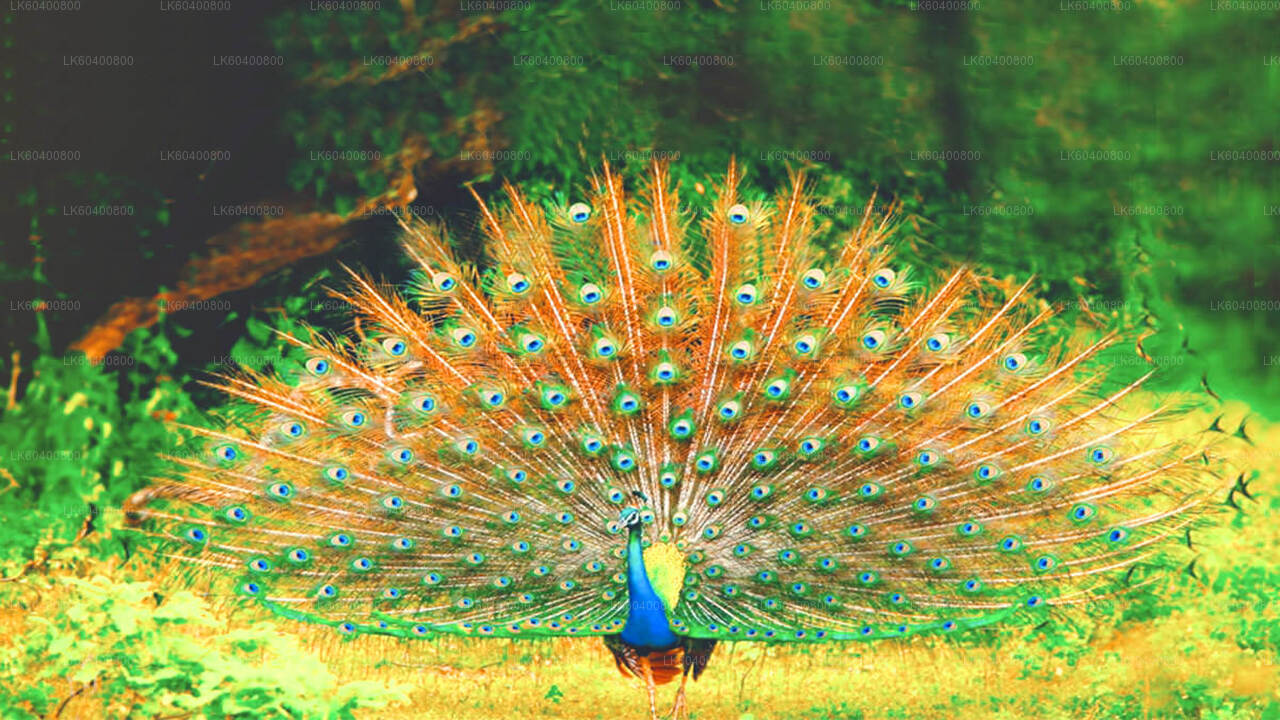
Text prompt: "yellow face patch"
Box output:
[[642, 540, 686, 614]]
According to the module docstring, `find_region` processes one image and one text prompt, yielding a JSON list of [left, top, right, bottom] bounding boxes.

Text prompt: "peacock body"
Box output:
[[130, 162, 1220, 719]]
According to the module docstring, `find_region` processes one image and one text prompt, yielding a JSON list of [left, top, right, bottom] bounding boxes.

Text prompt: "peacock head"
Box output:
[[619, 507, 642, 529]]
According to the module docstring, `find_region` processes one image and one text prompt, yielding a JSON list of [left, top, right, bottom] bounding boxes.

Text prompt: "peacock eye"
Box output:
[[432, 271, 458, 292], [728, 340, 753, 360], [213, 444, 239, 462], [1032, 555, 1058, 573], [1088, 446, 1114, 464], [649, 250, 673, 271], [451, 327, 478, 348], [694, 450, 718, 473], [925, 332, 950, 352], [734, 283, 758, 305], [998, 535, 1023, 552], [899, 391, 923, 410], [507, 273, 531, 294], [861, 329, 886, 351], [871, 268, 895, 289], [520, 333, 545, 353], [917, 449, 940, 466], [670, 418, 693, 439], [728, 203, 749, 224], [1002, 352, 1028, 372], [611, 450, 637, 472], [717, 399, 742, 421], [522, 427, 547, 447], [569, 202, 591, 223], [578, 283, 604, 305], [833, 385, 859, 405], [974, 463, 1002, 482], [341, 410, 367, 428], [616, 393, 641, 414], [304, 357, 330, 376], [655, 307, 678, 327], [857, 436, 880, 453], [324, 466, 349, 484], [798, 437, 824, 456], [653, 361, 677, 382], [411, 394, 437, 414], [966, 400, 991, 419], [752, 452, 776, 470], [593, 338, 617, 358], [793, 333, 818, 355], [764, 378, 789, 398], [381, 337, 408, 356], [801, 268, 826, 289], [1026, 417, 1050, 435]]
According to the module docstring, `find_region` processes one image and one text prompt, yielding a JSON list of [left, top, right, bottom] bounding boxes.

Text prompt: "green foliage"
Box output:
[[0, 574, 408, 718], [0, 317, 195, 567]]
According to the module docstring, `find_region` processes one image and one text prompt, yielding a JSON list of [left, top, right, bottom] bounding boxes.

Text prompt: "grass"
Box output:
[[2, 400, 1277, 719]]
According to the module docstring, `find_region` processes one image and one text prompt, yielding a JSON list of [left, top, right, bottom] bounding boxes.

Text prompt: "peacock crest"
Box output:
[[129, 161, 1224, 718]]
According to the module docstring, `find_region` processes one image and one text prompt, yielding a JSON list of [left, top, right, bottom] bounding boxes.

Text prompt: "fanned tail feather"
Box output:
[[127, 161, 1228, 646]]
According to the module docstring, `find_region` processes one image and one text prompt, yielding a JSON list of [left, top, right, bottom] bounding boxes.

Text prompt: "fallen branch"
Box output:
[[69, 211, 352, 363]]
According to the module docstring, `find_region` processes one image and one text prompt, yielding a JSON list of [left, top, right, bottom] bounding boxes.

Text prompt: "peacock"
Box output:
[[127, 161, 1225, 719]]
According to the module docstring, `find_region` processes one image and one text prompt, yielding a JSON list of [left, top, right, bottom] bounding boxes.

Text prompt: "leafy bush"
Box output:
[[0, 573, 408, 718], [0, 316, 195, 568]]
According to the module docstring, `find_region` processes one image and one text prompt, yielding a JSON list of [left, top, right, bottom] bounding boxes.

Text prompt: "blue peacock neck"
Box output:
[[619, 523, 680, 651]]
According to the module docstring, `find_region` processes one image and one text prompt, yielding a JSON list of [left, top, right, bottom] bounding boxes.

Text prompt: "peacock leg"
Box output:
[[665, 671, 690, 720], [639, 656, 660, 720]]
